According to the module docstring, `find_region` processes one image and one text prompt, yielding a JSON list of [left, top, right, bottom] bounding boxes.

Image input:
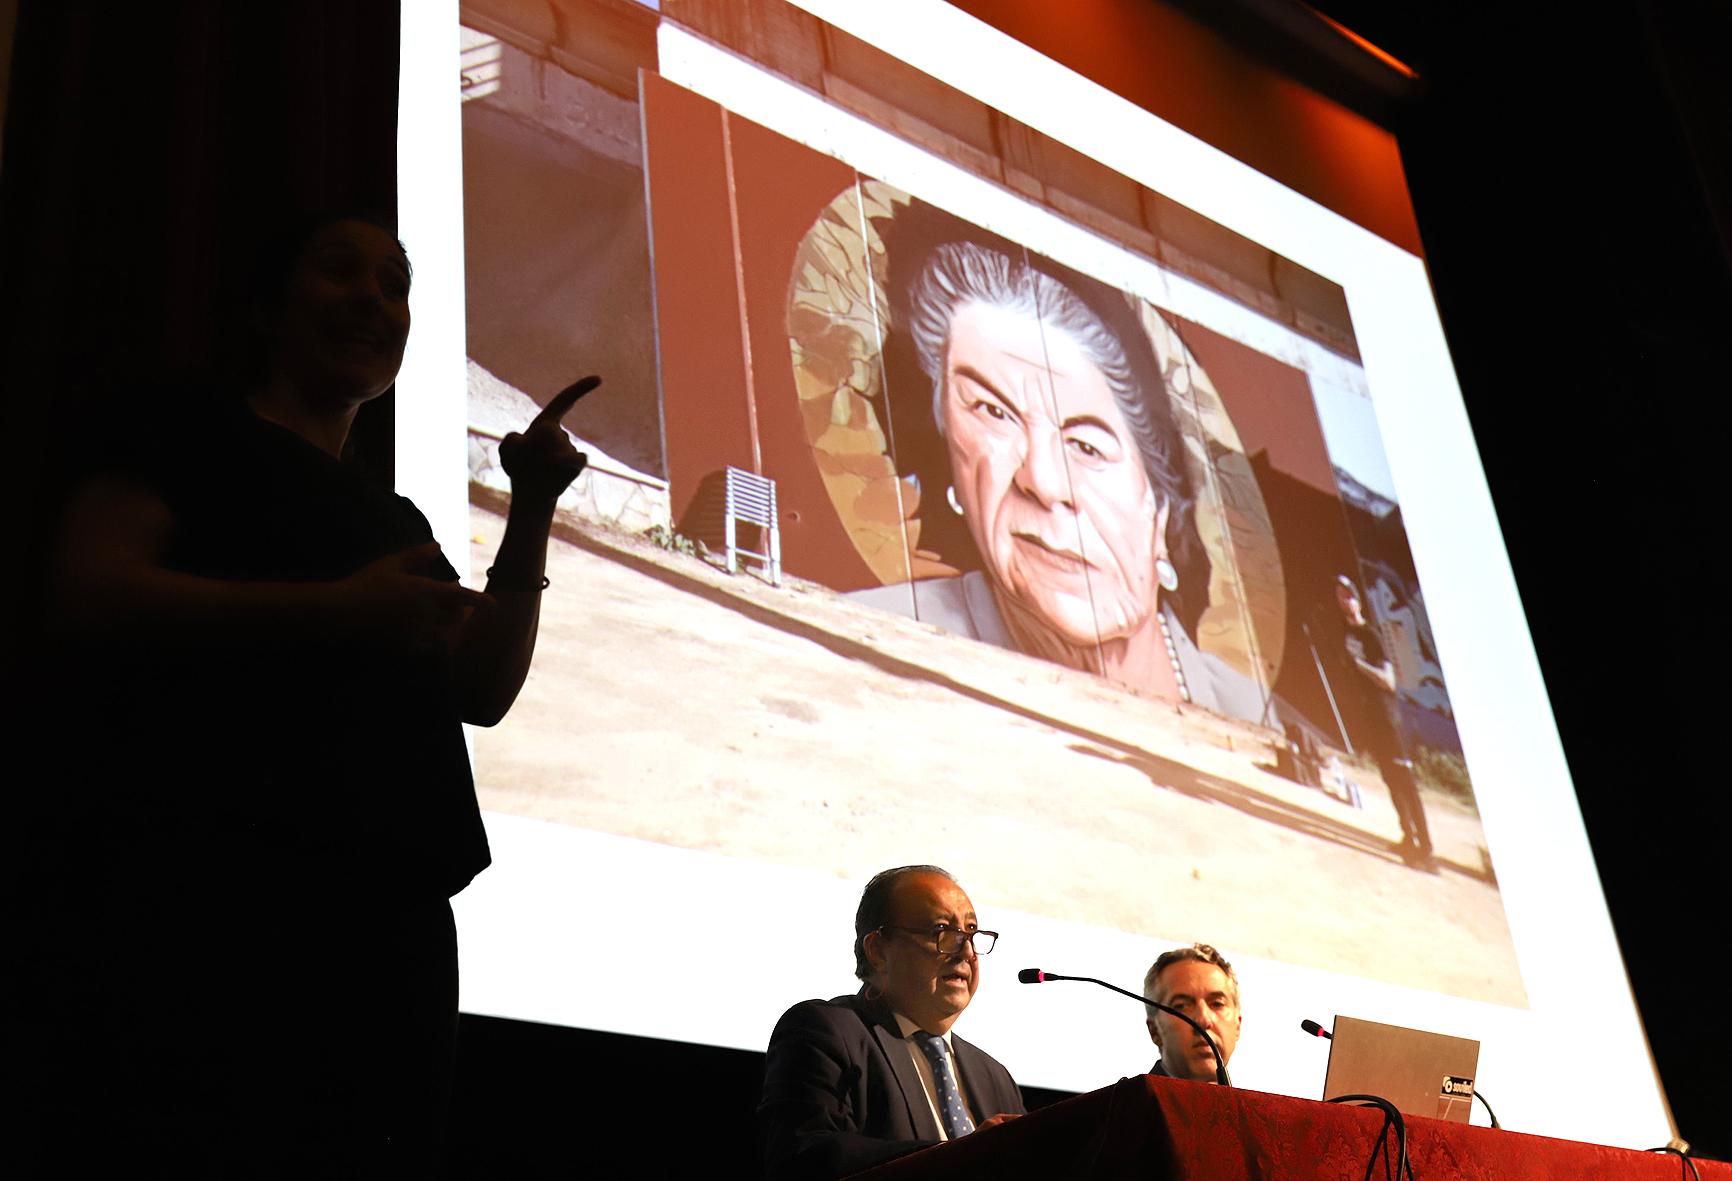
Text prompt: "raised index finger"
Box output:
[[530, 375, 602, 430]]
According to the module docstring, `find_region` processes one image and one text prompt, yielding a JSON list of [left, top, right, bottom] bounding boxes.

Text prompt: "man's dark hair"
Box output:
[[853, 865, 955, 982]]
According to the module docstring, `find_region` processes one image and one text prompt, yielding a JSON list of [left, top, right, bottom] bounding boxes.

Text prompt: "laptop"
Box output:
[[1321, 1015, 1480, 1123]]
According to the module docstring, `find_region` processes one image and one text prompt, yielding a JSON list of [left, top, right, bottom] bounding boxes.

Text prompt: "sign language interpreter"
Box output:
[[33, 211, 602, 1175]]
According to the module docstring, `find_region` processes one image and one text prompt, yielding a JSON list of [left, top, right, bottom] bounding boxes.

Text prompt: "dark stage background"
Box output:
[[4, 0, 1727, 1171]]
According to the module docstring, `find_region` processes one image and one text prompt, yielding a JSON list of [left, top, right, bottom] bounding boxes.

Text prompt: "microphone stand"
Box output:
[[1020, 968, 1232, 1087]]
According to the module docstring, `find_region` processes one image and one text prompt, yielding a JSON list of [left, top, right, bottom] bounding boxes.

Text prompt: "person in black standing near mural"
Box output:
[[1335, 574, 1434, 868], [23, 212, 596, 1176]]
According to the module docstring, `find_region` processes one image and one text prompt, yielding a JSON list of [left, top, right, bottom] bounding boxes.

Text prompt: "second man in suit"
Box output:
[[1143, 943, 1243, 1083]]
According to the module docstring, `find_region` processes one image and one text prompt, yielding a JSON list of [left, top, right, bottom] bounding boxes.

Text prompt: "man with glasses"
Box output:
[[759, 865, 1025, 1181]]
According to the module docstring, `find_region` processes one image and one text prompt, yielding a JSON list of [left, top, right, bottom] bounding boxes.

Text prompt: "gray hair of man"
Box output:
[[1142, 943, 1241, 1018], [902, 240, 1207, 623], [853, 864, 957, 982]]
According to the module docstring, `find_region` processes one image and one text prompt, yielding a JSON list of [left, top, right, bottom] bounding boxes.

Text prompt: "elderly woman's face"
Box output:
[[941, 300, 1165, 646]]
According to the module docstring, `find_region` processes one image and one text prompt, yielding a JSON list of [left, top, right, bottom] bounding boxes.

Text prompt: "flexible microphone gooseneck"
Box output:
[[1019, 968, 1231, 1087]]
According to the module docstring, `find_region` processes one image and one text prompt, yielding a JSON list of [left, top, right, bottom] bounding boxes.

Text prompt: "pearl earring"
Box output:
[[946, 485, 964, 516], [1156, 558, 1179, 592]]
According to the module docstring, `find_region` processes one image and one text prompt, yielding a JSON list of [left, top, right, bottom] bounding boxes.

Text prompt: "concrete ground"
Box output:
[[469, 500, 1524, 1007]]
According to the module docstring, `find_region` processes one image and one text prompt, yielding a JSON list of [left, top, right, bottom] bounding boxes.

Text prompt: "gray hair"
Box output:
[[853, 864, 956, 982], [904, 241, 1187, 523], [1143, 943, 1241, 1017]]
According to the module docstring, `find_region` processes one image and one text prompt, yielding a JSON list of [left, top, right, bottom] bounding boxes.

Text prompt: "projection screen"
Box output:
[[396, 0, 1671, 1149]]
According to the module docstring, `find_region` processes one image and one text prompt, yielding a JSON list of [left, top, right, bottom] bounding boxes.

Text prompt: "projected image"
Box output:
[[791, 192, 1274, 724], [455, 1, 1523, 1006]]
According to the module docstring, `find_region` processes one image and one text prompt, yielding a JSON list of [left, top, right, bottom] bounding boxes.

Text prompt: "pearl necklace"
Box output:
[[1157, 611, 1192, 704]]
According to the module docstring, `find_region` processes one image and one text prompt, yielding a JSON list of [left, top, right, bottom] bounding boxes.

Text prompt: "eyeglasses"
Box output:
[[878, 923, 999, 956]]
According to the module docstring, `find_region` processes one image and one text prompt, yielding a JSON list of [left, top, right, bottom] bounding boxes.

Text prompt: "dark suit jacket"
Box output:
[[758, 992, 1026, 1181], [1149, 1058, 1234, 1085]]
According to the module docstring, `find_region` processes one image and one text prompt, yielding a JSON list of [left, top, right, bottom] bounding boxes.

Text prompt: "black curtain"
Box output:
[[2, 1, 402, 673], [1382, 2, 1732, 1158]]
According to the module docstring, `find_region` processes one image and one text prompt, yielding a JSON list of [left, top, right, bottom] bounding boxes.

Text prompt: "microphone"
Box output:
[[1020, 967, 1231, 1087]]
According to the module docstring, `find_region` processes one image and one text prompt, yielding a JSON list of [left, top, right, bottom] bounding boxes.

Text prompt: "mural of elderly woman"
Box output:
[[879, 240, 1262, 719]]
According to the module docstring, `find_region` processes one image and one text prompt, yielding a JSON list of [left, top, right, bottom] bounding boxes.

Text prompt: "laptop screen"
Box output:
[[1324, 1016, 1480, 1123]]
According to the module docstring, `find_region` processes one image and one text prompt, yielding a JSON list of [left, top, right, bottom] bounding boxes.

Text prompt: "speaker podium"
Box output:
[[846, 1074, 1725, 1180]]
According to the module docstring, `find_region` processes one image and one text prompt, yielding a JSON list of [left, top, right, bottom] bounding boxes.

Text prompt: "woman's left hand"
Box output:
[[497, 375, 599, 506]]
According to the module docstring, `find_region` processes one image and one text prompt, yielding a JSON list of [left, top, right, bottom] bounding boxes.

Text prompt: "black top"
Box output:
[[1339, 618, 1406, 761], [83, 401, 490, 900]]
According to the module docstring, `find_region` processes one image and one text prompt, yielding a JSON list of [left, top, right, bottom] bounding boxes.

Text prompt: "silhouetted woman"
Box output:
[[31, 213, 593, 1174]]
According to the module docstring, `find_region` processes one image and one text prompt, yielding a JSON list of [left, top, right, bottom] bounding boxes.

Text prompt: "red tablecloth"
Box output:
[[849, 1075, 1724, 1180]]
